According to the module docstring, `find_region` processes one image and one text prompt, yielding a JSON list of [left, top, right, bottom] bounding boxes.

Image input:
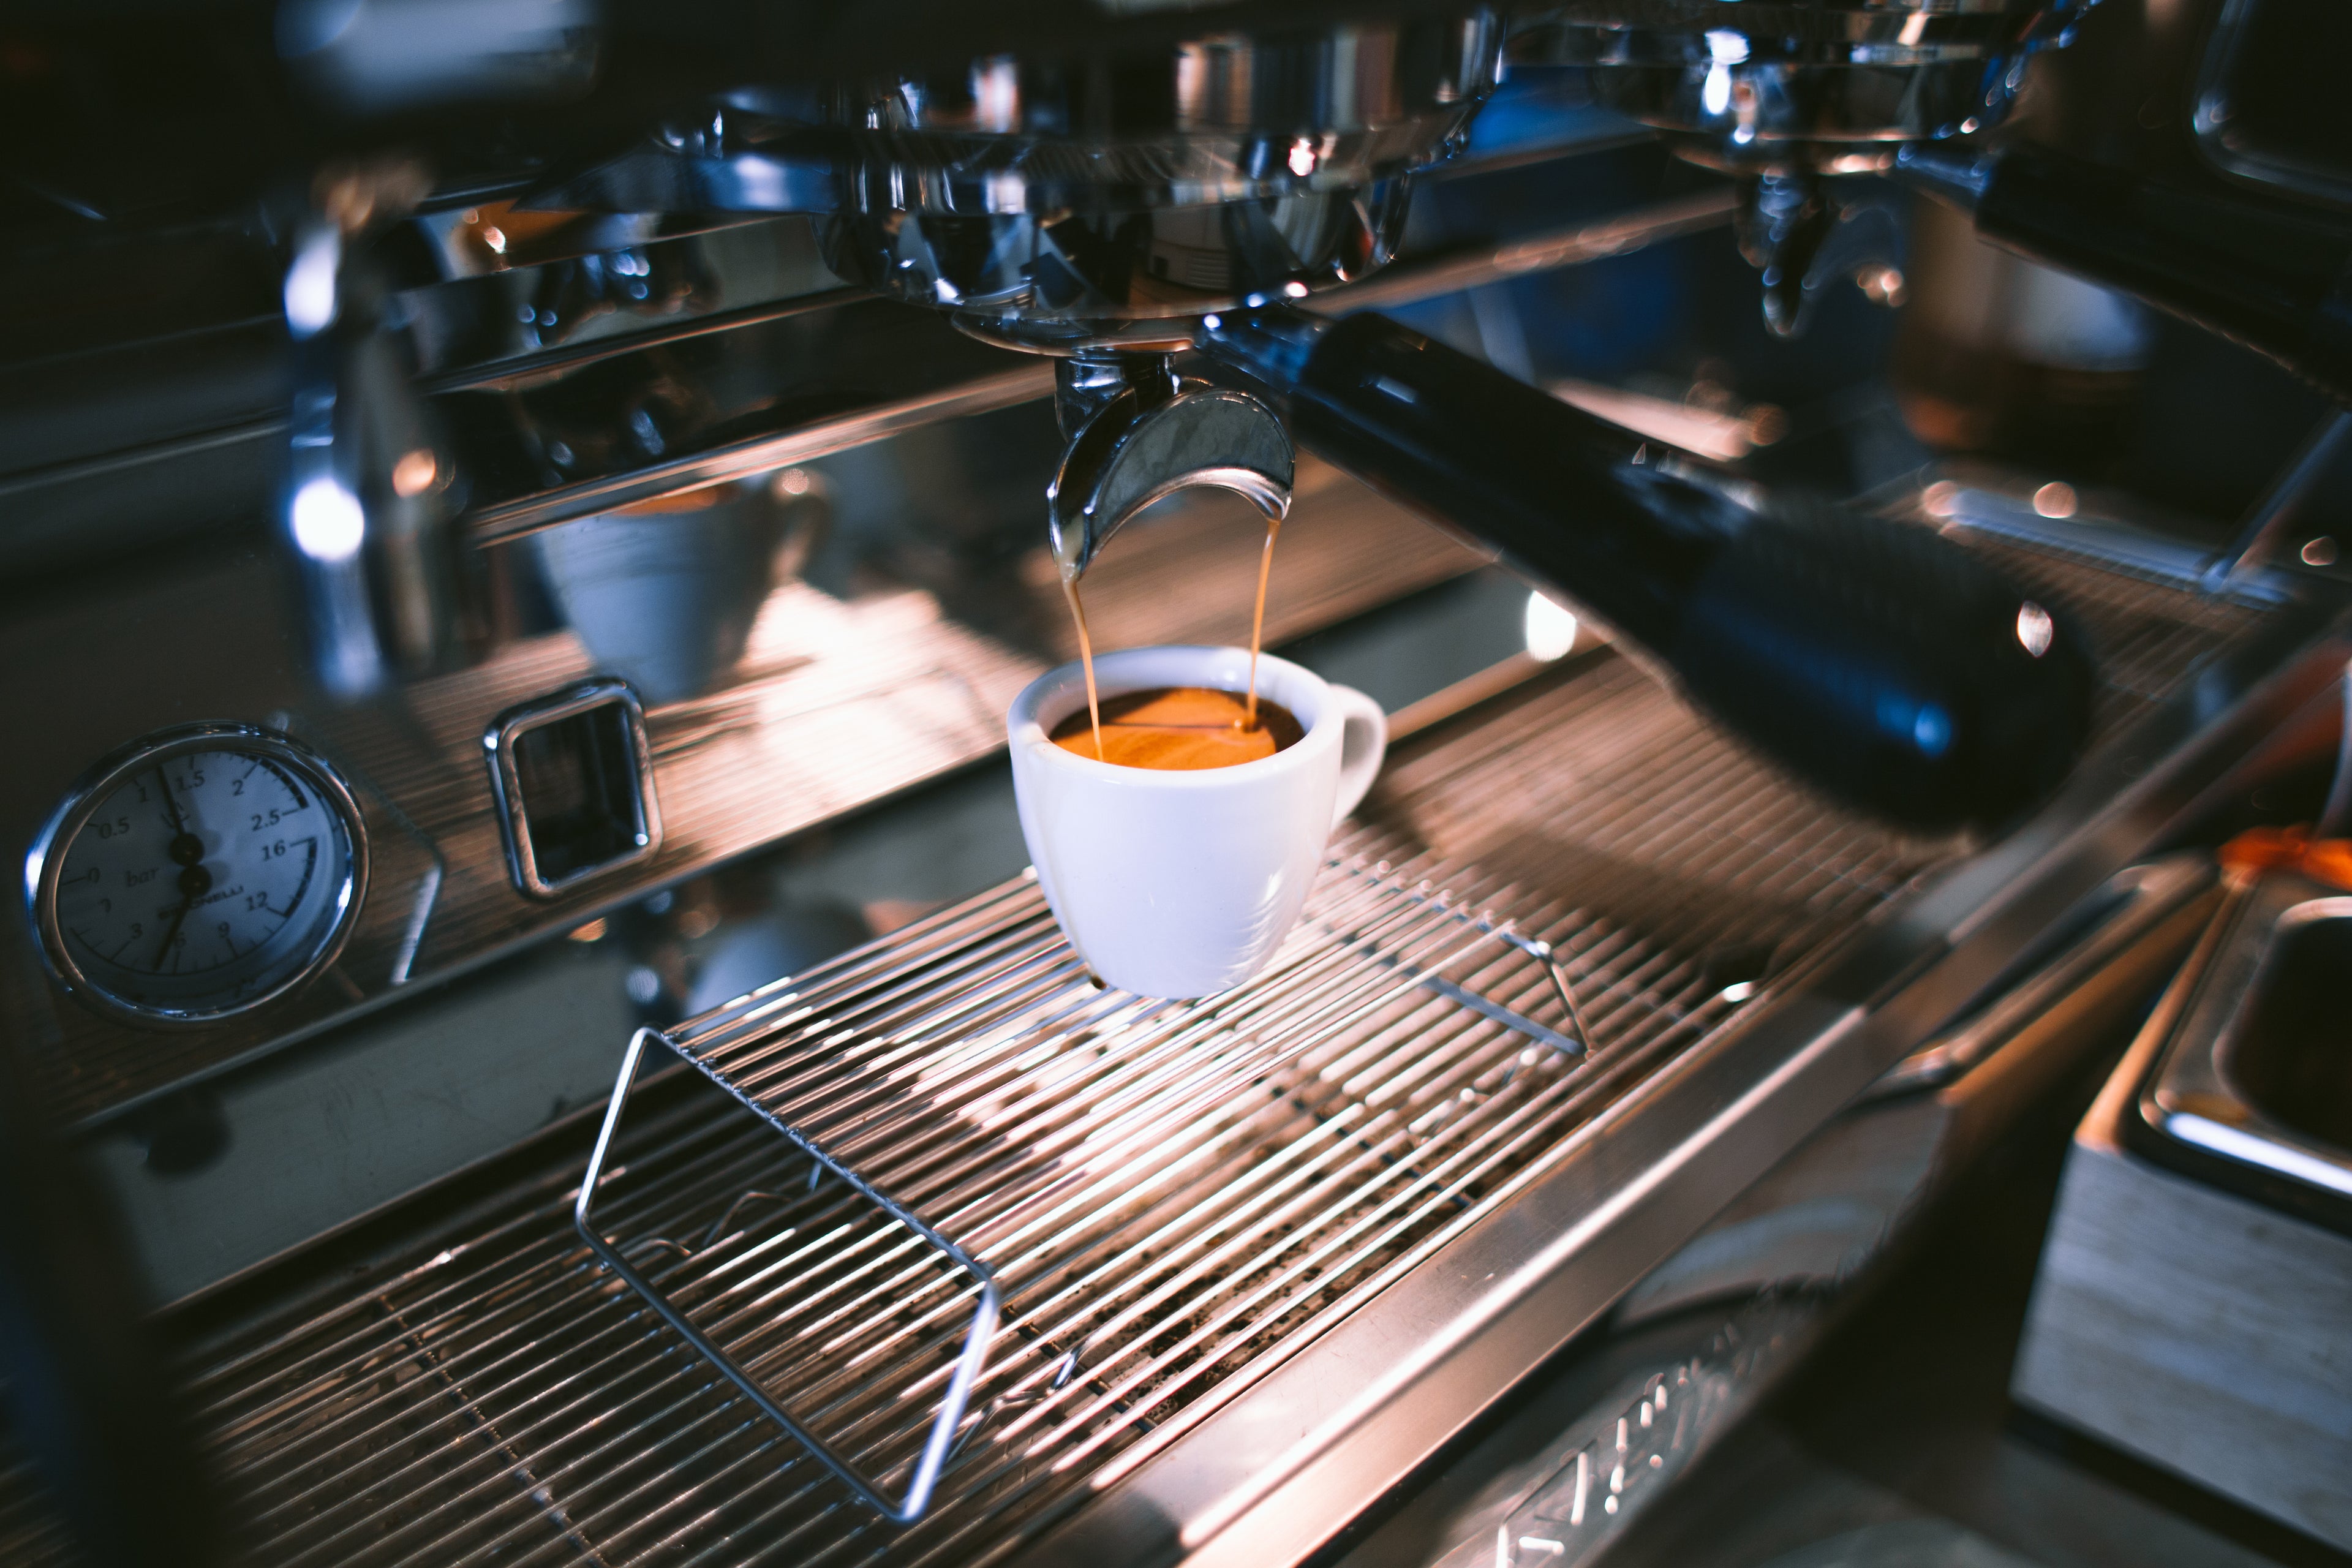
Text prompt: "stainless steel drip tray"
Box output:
[[1, 503, 2341, 1568], [2130, 870, 2352, 1234]]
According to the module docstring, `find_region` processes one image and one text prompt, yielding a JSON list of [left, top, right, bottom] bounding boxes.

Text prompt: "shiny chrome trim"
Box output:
[[465, 366, 1057, 548], [1049, 384, 1295, 579], [1867, 854, 2217, 1101], [2140, 878, 2352, 1211], [1333, 187, 1741, 312], [2193, 0, 2352, 209], [0, 187, 1738, 562], [481, 677, 663, 899], [461, 192, 1738, 545], [23, 723, 370, 1028], [2203, 410, 2352, 590], [2164, 1106, 2352, 1199]]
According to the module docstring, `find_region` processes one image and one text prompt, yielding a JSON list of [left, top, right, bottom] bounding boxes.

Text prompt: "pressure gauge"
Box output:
[[27, 724, 368, 1025]]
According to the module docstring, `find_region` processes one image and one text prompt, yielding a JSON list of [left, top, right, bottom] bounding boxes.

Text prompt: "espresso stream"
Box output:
[[1058, 517, 1285, 769]]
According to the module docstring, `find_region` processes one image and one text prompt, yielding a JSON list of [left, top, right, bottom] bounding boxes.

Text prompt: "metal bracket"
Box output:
[[574, 1025, 1001, 1524]]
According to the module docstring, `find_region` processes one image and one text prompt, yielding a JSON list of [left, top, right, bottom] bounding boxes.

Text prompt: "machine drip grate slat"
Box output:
[[0, 511, 2269, 1566]]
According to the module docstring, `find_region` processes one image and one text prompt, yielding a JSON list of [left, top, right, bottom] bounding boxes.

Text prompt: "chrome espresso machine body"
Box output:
[[3, 3, 2351, 1566]]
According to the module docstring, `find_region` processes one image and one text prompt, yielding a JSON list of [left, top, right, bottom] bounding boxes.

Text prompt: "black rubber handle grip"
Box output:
[[1286, 312, 2095, 832]]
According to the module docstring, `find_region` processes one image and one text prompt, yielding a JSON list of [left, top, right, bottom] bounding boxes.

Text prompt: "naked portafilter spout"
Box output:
[[1042, 348, 1297, 584], [1196, 307, 2096, 834]]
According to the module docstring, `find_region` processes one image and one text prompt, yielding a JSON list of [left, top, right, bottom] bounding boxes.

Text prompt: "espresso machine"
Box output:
[[3, 2, 2350, 1565]]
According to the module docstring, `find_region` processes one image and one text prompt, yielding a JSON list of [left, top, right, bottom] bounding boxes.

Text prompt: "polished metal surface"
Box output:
[[1333, 186, 1741, 314], [525, 13, 1504, 331], [0, 575, 1023, 1124], [282, 160, 468, 699], [1868, 855, 2217, 1101], [482, 677, 662, 899], [1346, 851, 2220, 1568], [2015, 913, 2352, 1552], [0, 496, 2332, 1568], [2201, 409, 2352, 590], [1403, 1301, 1827, 1568], [75, 569, 1535, 1311], [577, 1023, 1001, 1525], [1339, 852, 2232, 1568], [1513, 0, 2091, 331], [0, 639, 1898, 1568], [2137, 871, 2352, 1219], [0, 102, 1648, 587], [1014, 516, 2338, 1568], [1518, 0, 2092, 175], [454, 184, 1732, 553], [0, 7, 2295, 1561], [1, 174, 1730, 578]]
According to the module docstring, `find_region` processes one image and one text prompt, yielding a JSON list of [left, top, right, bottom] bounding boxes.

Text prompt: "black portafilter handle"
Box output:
[[1197, 309, 2096, 834], [1897, 142, 2352, 405]]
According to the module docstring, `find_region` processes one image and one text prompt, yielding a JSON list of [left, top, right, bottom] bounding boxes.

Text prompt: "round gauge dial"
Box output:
[[28, 725, 368, 1025]]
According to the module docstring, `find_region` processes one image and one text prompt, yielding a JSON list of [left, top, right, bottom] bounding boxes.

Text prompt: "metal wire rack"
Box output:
[[573, 833, 1691, 1527]]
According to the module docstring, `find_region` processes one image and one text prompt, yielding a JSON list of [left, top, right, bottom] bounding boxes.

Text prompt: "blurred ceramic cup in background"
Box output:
[[535, 468, 827, 706], [1007, 645, 1386, 999]]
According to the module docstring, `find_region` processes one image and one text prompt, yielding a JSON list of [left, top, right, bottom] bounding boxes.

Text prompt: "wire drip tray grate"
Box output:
[[576, 829, 1746, 1548]]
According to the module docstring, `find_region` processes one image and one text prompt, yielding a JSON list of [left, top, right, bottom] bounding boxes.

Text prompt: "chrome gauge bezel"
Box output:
[[25, 723, 370, 1028]]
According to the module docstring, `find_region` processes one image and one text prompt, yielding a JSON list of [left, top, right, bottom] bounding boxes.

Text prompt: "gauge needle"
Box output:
[[154, 893, 194, 970], [154, 766, 208, 969], [157, 765, 186, 832], [153, 860, 213, 969]]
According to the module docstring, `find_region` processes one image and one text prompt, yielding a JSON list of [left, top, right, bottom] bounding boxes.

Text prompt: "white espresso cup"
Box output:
[[1007, 645, 1387, 999]]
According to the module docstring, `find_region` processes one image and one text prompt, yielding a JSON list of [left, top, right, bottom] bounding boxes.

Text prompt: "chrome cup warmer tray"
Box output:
[[1, 481, 2345, 1568]]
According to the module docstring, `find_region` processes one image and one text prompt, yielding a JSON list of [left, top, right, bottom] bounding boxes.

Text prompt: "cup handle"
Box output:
[[1329, 685, 1389, 829]]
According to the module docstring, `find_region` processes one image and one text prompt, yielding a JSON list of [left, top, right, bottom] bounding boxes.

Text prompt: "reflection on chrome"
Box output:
[[290, 476, 365, 562], [2033, 481, 2078, 518], [2017, 601, 2056, 658], [1524, 592, 1579, 662]]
